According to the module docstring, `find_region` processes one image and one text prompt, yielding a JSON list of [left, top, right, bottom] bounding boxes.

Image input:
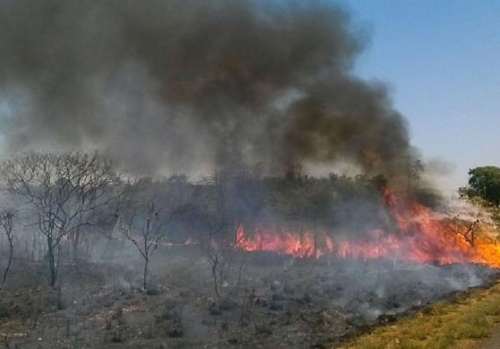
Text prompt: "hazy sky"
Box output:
[[0, 1, 498, 194], [341, 0, 500, 193]]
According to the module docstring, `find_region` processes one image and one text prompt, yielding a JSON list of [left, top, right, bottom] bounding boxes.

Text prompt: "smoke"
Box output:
[[0, 0, 416, 179]]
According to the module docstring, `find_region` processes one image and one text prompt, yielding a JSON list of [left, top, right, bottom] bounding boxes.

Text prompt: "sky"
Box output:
[[340, 0, 500, 194]]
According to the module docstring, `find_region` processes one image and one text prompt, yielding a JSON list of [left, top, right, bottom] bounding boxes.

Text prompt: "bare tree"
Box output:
[[188, 173, 233, 298], [0, 209, 15, 291], [0, 152, 121, 287], [445, 216, 481, 247], [120, 200, 169, 290], [118, 178, 186, 290], [200, 224, 226, 299]]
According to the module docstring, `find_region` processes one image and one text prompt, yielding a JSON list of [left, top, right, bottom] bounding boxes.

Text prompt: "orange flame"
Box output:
[[235, 189, 500, 267]]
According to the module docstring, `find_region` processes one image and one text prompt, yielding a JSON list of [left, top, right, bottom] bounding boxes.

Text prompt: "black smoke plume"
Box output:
[[0, 0, 416, 179]]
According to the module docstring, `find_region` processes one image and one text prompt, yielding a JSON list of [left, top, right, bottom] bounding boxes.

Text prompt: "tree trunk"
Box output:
[[47, 237, 58, 288], [0, 236, 13, 291], [31, 234, 37, 261], [212, 260, 220, 298], [143, 257, 149, 290], [73, 215, 83, 262], [72, 229, 81, 262]]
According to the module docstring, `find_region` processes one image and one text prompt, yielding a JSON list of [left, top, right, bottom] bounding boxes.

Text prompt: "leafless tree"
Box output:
[[120, 199, 172, 290], [0, 209, 15, 291], [445, 216, 481, 247], [202, 230, 226, 299], [0, 152, 121, 287], [188, 173, 234, 298], [118, 177, 187, 290]]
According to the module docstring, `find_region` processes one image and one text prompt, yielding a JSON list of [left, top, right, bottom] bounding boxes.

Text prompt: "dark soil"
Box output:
[[0, 248, 497, 349]]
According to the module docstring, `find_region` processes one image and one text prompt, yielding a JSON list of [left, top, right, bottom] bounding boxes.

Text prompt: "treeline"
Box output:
[[0, 151, 431, 290]]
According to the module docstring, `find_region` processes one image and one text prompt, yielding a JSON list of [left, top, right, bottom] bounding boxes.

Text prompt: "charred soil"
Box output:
[[0, 249, 498, 349]]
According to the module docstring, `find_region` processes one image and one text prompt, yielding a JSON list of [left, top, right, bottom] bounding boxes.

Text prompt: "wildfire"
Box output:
[[235, 189, 500, 267]]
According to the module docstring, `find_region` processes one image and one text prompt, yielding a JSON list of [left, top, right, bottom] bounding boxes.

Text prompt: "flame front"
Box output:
[[235, 189, 500, 267]]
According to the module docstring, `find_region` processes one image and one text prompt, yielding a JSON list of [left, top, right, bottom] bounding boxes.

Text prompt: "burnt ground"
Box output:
[[0, 247, 498, 349]]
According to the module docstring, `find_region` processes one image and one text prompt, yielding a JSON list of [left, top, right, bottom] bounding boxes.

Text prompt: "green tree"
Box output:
[[460, 166, 500, 207]]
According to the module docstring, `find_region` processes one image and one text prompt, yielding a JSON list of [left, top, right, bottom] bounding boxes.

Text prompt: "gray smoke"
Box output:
[[0, 0, 415, 178]]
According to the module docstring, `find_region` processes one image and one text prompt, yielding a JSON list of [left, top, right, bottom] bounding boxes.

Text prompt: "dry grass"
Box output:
[[337, 281, 500, 349]]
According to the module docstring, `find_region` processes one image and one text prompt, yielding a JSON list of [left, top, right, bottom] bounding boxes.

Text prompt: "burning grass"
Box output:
[[339, 281, 500, 349], [234, 187, 500, 268]]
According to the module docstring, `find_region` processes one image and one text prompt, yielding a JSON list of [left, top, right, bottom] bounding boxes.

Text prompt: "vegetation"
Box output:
[[460, 166, 500, 226], [118, 177, 189, 290], [339, 281, 500, 349], [0, 152, 497, 348], [0, 209, 14, 291], [0, 151, 409, 291], [0, 152, 122, 287], [0, 150, 487, 297], [461, 166, 500, 207]]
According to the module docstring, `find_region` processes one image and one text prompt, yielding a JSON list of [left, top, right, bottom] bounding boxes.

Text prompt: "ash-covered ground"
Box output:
[[0, 247, 497, 349]]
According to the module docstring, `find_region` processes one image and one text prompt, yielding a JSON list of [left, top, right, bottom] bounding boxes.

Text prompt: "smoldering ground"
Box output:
[[0, 0, 415, 181], [0, 242, 497, 349]]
